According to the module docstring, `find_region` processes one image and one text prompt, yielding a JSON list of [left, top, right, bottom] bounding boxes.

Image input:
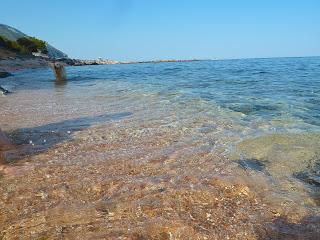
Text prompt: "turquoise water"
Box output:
[[4, 57, 320, 130], [1, 56, 320, 208]]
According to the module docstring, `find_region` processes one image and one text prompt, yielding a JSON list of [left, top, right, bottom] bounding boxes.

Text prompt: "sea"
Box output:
[[1, 56, 320, 238]]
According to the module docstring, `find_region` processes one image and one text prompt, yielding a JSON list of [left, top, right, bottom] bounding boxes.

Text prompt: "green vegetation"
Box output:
[[0, 35, 47, 54]]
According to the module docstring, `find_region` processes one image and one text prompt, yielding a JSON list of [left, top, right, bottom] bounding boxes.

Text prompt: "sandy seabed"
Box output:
[[0, 66, 320, 239], [1, 115, 319, 239]]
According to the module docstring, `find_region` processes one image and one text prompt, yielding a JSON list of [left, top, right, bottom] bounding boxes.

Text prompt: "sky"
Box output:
[[1, 0, 319, 60]]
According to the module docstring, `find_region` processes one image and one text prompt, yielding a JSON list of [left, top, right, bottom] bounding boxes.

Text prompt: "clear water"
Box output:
[[1, 57, 320, 238], [3, 57, 320, 129]]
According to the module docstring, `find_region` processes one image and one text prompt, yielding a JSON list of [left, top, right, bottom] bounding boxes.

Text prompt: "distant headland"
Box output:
[[0, 23, 204, 75]]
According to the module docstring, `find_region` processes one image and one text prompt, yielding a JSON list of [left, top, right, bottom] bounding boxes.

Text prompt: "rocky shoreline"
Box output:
[[60, 58, 120, 66], [0, 56, 203, 73], [59, 58, 202, 66], [0, 57, 48, 72]]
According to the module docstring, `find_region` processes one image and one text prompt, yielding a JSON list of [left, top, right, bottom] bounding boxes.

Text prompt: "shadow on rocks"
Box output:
[[1, 112, 132, 164], [238, 158, 267, 173], [256, 216, 320, 240]]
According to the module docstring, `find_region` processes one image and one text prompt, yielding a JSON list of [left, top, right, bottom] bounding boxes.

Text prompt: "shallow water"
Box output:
[[1, 57, 320, 239]]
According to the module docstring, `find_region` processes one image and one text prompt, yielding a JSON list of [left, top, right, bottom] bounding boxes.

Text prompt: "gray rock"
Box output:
[[0, 85, 10, 94], [0, 71, 12, 78]]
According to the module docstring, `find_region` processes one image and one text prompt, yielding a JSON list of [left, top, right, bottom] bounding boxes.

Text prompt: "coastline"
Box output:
[[0, 56, 203, 75], [0, 56, 49, 73]]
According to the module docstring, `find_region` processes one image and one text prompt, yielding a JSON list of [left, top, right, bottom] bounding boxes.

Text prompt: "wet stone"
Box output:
[[238, 159, 266, 172], [294, 161, 320, 187], [0, 71, 12, 78]]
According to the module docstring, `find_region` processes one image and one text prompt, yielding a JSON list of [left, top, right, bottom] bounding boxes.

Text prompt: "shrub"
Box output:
[[28, 37, 47, 51], [17, 37, 38, 52], [0, 36, 6, 47], [0, 35, 48, 54], [0, 36, 22, 52]]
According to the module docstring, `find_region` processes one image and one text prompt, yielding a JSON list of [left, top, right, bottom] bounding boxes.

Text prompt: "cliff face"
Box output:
[[0, 23, 68, 59]]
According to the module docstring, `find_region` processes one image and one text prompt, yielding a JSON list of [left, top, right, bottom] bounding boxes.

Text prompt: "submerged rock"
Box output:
[[0, 71, 12, 78], [234, 133, 320, 177], [238, 159, 266, 172], [233, 133, 320, 206], [0, 85, 11, 94], [294, 162, 320, 187]]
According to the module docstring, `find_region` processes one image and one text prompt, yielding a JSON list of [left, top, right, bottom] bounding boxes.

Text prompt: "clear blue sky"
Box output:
[[1, 0, 319, 60]]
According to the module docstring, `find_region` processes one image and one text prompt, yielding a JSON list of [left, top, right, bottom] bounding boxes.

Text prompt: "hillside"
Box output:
[[0, 23, 68, 59]]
